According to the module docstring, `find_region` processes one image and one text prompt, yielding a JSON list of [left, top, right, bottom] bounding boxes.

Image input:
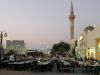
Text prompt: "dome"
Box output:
[[84, 25, 94, 33]]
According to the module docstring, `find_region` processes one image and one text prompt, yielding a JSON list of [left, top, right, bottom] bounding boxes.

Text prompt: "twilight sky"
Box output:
[[0, 0, 100, 50]]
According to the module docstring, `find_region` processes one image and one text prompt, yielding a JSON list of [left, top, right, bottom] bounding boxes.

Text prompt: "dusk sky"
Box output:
[[0, 0, 100, 50]]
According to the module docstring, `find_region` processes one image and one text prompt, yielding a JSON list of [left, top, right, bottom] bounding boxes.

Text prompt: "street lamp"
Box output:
[[0, 31, 7, 62], [0, 31, 7, 46]]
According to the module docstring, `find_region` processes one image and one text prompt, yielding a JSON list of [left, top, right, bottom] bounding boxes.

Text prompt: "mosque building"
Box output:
[[68, 1, 100, 60]]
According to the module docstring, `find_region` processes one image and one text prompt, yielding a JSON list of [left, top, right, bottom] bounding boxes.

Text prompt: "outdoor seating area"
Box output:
[[0, 57, 100, 75], [7, 61, 30, 70]]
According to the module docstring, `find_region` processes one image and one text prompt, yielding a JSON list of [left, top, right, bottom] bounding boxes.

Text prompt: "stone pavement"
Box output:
[[0, 69, 94, 75]]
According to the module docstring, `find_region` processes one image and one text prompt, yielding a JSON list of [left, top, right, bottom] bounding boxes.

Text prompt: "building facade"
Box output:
[[86, 25, 100, 60], [76, 25, 100, 60], [6, 40, 26, 54], [75, 33, 87, 59]]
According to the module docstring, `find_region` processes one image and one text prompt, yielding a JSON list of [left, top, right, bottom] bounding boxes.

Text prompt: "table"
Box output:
[[7, 61, 31, 70]]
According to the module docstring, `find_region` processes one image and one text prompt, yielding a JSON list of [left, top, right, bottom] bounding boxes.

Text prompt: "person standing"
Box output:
[[9, 54, 15, 62]]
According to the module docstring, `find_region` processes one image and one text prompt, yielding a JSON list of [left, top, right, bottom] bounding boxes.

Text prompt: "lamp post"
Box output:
[[0, 31, 7, 62]]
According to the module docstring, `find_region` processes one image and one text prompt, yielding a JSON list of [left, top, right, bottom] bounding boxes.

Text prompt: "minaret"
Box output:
[[69, 1, 75, 40]]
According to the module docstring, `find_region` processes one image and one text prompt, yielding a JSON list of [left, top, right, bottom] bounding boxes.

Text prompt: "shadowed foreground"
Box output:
[[0, 69, 93, 75]]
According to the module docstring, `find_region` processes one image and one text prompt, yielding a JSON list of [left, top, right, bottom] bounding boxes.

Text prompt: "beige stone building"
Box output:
[[86, 25, 100, 60], [75, 33, 87, 59], [76, 25, 100, 60]]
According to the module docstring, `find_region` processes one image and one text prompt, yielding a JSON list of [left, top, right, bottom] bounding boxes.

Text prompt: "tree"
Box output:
[[6, 49, 16, 56], [51, 41, 70, 55]]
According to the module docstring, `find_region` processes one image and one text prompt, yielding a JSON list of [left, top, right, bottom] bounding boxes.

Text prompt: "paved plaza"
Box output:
[[0, 69, 94, 75]]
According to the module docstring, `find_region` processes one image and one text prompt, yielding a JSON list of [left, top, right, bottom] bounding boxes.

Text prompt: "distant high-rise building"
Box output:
[[6, 40, 26, 54]]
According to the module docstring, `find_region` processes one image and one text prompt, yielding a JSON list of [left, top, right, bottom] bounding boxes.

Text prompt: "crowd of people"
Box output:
[[0, 53, 100, 74]]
